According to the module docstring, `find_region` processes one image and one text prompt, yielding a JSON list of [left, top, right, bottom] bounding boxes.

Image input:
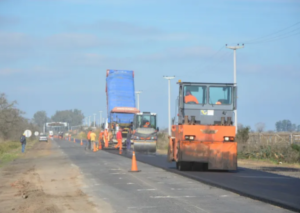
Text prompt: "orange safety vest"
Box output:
[[87, 131, 91, 140], [184, 95, 199, 104], [104, 130, 108, 138], [99, 132, 103, 141], [143, 122, 150, 128]]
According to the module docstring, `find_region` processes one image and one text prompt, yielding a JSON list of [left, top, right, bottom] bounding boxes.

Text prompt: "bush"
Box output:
[[236, 126, 250, 144], [238, 141, 300, 163], [157, 132, 169, 150]]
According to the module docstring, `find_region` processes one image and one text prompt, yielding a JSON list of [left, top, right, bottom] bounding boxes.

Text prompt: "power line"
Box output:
[[246, 28, 300, 44], [242, 21, 300, 44]]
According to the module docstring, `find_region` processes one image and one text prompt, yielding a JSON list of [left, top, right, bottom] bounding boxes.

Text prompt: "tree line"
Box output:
[[33, 109, 84, 130], [0, 93, 38, 141]]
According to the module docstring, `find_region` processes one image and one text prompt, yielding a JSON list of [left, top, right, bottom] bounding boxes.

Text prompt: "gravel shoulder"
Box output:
[[0, 139, 105, 213]]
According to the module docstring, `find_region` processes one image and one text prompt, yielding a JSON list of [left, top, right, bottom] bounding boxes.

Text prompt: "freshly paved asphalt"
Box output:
[[107, 149, 300, 213], [55, 138, 296, 213]]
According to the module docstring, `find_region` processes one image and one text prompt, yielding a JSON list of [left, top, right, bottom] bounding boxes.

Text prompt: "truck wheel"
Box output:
[[177, 162, 188, 171]]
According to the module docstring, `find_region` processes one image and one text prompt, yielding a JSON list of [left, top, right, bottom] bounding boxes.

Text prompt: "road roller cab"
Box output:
[[132, 112, 158, 153], [168, 81, 238, 171]]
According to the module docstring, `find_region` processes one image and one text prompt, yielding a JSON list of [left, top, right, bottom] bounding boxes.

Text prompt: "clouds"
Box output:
[[0, 15, 19, 26], [68, 19, 194, 42], [0, 68, 21, 76], [46, 33, 125, 49], [137, 46, 217, 62], [0, 32, 33, 49]]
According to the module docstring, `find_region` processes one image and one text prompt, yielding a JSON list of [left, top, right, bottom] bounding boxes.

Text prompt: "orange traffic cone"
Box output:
[[80, 139, 83, 146], [129, 151, 140, 172], [98, 141, 102, 150]]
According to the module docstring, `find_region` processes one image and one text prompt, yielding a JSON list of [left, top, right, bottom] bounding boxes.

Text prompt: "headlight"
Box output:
[[224, 136, 234, 142], [185, 135, 195, 141]]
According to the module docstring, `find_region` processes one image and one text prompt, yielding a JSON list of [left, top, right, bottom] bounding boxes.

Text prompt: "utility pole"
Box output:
[[135, 91, 142, 110], [226, 44, 244, 134], [93, 114, 96, 127], [99, 111, 102, 130], [163, 76, 175, 136], [89, 116, 91, 127]]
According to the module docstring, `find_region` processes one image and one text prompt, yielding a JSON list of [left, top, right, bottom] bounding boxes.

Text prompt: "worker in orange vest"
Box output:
[[86, 130, 92, 150], [98, 131, 103, 149], [184, 90, 199, 104], [143, 121, 150, 128], [103, 128, 109, 148], [114, 128, 122, 151]]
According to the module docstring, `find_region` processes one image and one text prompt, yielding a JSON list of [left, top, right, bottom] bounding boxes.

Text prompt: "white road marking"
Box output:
[[220, 195, 228, 197], [150, 195, 196, 198], [127, 183, 134, 185], [137, 189, 157, 191], [110, 173, 126, 174], [171, 188, 203, 191], [71, 164, 78, 168]]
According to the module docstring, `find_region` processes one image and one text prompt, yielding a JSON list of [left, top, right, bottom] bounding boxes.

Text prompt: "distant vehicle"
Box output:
[[49, 131, 54, 137], [39, 133, 48, 142]]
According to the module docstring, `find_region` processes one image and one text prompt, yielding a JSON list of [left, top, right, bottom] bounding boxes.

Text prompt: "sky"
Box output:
[[0, 0, 299, 131]]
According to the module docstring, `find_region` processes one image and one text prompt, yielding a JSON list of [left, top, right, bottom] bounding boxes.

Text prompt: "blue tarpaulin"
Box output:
[[106, 70, 136, 124]]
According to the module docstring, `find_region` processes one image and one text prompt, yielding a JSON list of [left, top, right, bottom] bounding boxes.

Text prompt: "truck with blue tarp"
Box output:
[[105, 69, 139, 147], [105, 69, 158, 153]]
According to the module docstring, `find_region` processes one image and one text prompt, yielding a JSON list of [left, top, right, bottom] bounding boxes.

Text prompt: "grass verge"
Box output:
[[0, 139, 37, 167]]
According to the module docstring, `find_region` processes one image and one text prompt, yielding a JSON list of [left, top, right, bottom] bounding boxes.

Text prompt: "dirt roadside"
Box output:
[[157, 149, 300, 178], [0, 139, 106, 213]]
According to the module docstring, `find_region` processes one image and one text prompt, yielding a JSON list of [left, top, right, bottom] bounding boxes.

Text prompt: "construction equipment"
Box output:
[[131, 112, 158, 153], [107, 107, 140, 148], [168, 81, 237, 171], [104, 69, 137, 149]]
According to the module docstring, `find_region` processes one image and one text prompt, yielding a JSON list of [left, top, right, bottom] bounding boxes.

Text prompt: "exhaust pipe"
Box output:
[[184, 116, 189, 124], [227, 117, 231, 126], [221, 117, 225, 126], [191, 116, 195, 125]]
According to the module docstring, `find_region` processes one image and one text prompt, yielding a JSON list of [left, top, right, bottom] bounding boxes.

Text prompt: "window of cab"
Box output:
[[183, 85, 207, 104], [209, 86, 232, 105]]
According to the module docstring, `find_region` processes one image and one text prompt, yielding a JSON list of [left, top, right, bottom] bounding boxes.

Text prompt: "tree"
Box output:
[[236, 124, 250, 143], [276, 121, 283, 132], [275, 120, 296, 132], [0, 93, 38, 140], [51, 109, 84, 127], [255, 122, 265, 133], [33, 111, 48, 129]]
